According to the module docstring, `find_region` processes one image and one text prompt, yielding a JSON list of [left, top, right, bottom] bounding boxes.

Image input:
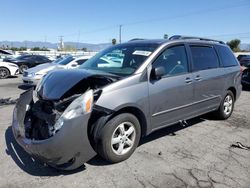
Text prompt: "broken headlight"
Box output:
[[53, 90, 94, 132]]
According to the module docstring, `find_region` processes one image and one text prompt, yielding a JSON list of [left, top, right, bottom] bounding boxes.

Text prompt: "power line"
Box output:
[[43, 1, 250, 42], [122, 1, 250, 26], [119, 25, 122, 43], [206, 32, 250, 38]]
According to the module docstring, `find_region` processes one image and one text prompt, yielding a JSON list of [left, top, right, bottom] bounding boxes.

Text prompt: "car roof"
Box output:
[[126, 36, 227, 47], [128, 39, 168, 45]]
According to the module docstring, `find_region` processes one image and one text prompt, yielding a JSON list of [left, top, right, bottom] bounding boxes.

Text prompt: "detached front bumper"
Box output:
[[12, 90, 96, 170]]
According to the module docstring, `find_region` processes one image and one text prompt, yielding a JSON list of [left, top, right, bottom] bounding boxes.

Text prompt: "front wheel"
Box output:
[[19, 64, 29, 74], [0, 67, 10, 79], [214, 90, 235, 120], [97, 113, 141, 163]]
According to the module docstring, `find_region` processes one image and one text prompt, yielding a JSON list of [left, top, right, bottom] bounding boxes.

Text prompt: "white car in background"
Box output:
[[0, 61, 19, 79], [22, 55, 92, 85]]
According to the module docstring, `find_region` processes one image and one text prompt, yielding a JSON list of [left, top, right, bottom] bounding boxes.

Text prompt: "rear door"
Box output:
[[188, 44, 225, 114], [148, 44, 195, 130]]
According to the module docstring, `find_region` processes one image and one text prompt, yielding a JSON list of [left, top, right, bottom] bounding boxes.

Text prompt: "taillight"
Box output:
[[240, 66, 244, 74]]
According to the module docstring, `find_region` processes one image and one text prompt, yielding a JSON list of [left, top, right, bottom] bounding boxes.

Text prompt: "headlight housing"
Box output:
[[27, 72, 35, 77], [53, 90, 94, 133]]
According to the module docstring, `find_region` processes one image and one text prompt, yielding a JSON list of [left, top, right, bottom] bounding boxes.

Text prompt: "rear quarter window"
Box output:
[[217, 46, 238, 67], [190, 46, 220, 71]]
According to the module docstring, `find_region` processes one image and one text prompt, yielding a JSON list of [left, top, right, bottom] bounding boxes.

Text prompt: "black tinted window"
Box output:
[[76, 59, 87, 65], [217, 46, 238, 67], [190, 46, 219, 71], [17, 55, 32, 60], [153, 45, 188, 76], [34, 56, 43, 61], [41, 56, 49, 61]]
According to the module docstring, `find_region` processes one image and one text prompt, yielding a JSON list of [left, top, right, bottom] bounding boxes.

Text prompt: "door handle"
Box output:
[[185, 77, 192, 83], [195, 75, 202, 81]]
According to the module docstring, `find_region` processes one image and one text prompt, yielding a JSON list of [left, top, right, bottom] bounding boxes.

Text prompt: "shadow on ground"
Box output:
[[5, 116, 207, 176], [242, 85, 250, 91]]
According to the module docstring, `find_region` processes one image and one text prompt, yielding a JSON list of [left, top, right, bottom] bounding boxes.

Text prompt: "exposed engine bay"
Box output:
[[24, 73, 118, 141]]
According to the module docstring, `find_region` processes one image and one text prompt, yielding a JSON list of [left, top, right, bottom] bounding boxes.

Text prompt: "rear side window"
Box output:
[[217, 46, 238, 67], [190, 46, 219, 71]]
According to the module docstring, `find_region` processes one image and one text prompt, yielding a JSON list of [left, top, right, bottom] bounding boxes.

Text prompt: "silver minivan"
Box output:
[[12, 36, 242, 170]]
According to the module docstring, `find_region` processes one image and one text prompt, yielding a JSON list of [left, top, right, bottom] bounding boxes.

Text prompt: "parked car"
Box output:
[[237, 54, 250, 61], [0, 61, 19, 79], [239, 56, 250, 67], [4, 54, 51, 73], [22, 55, 92, 85], [241, 63, 250, 88], [0, 49, 14, 61], [12, 36, 242, 170]]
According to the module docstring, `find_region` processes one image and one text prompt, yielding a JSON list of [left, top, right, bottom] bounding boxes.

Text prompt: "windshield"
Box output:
[[16, 55, 31, 60], [79, 43, 159, 76], [52, 57, 64, 64], [57, 56, 75, 65]]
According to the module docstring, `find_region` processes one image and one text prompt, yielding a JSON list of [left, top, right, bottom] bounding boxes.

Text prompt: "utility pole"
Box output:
[[119, 25, 122, 44], [58, 35, 64, 50], [44, 35, 47, 55], [76, 30, 81, 53]]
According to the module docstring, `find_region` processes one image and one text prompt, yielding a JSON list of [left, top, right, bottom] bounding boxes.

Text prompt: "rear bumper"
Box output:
[[12, 90, 96, 170], [242, 79, 250, 86]]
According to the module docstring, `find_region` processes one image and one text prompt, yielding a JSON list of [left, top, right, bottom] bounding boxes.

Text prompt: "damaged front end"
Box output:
[[12, 69, 116, 170]]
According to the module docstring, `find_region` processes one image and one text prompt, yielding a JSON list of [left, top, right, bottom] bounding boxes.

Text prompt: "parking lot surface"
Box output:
[[0, 76, 249, 188]]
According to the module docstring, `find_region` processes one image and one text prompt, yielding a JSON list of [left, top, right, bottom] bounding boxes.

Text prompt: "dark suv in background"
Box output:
[[12, 36, 242, 170], [237, 54, 250, 66], [4, 54, 51, 73]]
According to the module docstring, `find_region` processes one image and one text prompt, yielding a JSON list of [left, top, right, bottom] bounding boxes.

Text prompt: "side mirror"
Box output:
[[151, 66, 165, 80], [71, 62, 78, 67]]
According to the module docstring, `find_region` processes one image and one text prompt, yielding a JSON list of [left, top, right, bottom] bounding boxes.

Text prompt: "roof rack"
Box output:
[[129, 38, 146, 42], [169, 35, 225, 44]]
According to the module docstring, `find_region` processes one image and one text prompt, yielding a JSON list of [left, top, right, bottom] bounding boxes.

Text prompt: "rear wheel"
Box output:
[[19, 64, 29, 74], [214, 90, 235, 120], [97, 113, 141, 163], [0, 67, 10, 79]]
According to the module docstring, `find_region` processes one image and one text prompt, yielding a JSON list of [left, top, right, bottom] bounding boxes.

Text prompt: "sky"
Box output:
[[0, 0, 250, 44]]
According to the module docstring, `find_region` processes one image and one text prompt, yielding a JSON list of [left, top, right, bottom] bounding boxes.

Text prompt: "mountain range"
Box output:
[[0, 40, 250, 51], [0, 41, 112, 51]]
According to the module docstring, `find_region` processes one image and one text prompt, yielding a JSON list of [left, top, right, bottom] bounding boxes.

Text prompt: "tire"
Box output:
[[214, 90, 235, 120], [0, 67, 10, 79], [97, 113, 141, 163], [19, 64, 29, 74]]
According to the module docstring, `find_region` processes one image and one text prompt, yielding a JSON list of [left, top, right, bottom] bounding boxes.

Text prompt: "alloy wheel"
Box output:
[[0, 68, 9, 79], [111, 122, 136, 155], [223, 95, 233, 116]]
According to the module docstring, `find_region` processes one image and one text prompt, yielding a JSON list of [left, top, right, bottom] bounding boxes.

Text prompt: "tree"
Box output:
[[81, 47, 87, 52], [112, 38, 117, 45], [226, 39, 241, 52], [63, 45, 76, 51]]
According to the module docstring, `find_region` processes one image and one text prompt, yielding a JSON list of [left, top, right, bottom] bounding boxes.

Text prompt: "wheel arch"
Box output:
[[110, 106, 148, 138], [227, 86, 236, 100]]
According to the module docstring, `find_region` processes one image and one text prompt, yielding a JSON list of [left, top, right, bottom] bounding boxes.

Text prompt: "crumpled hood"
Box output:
[[36, 69, 94, 100]]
